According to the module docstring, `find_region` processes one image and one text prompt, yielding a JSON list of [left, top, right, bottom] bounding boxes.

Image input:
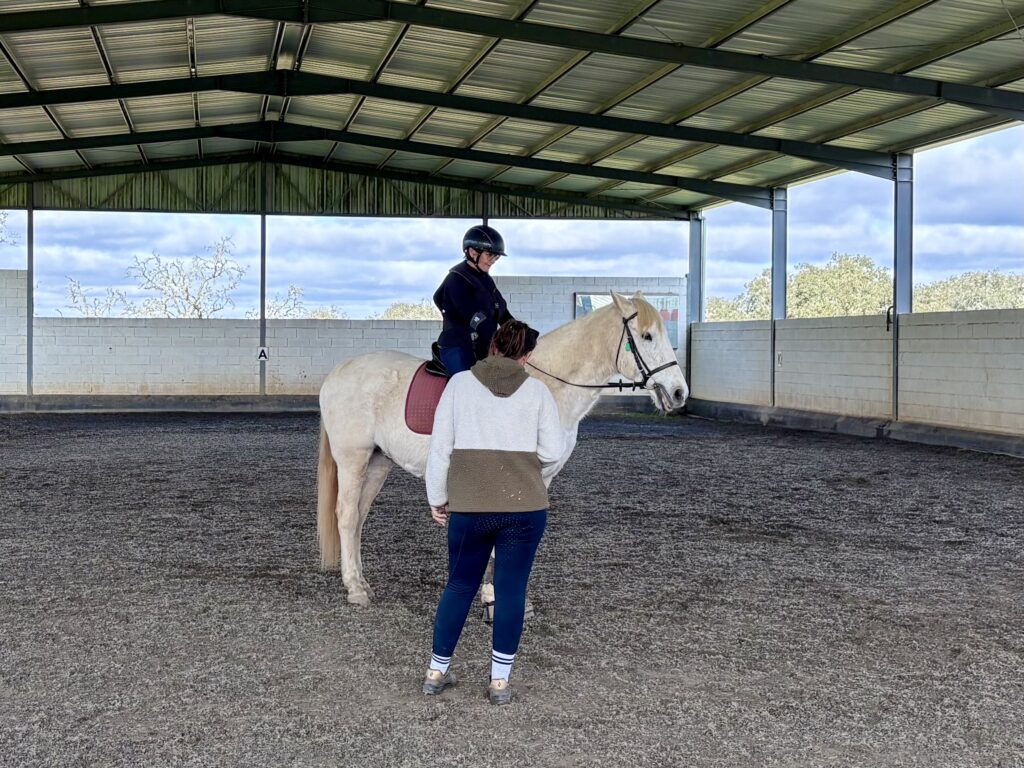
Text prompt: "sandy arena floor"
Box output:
[[1, 411, 1022, 767]]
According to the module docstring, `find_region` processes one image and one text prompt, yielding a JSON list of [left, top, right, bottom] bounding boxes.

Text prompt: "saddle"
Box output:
[[405, 343, 450, 435]]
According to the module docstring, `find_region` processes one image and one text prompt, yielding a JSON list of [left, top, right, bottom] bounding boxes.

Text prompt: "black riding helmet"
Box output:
[[463, 224, 506, 259]]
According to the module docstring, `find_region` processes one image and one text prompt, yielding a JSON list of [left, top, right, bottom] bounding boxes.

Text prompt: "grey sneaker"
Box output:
[[422, 669, 457, 695], [487, 679, 513, 706]]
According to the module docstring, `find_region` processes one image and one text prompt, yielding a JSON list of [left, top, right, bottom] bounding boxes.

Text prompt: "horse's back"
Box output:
[[319, 350, 431, 473]]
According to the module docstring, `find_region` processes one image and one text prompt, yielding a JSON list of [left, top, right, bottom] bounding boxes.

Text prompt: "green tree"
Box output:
[[371, 299, 440, 321], [915, 271, 1024, 312], [0, 210, 12, 244], [706, 252, 891, 321]]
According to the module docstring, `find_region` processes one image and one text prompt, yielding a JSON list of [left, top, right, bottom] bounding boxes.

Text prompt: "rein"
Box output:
[[526, 312, 680, 392]]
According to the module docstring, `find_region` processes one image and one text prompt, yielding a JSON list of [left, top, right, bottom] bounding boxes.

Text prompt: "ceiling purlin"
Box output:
[[80, 0, 146, 166], [0, 39, 91, 172], [0, 120, 771, 206], [427, 0, 663, 180], [367, 0, 546, 173], [3, 1, 1022, 117], [0, 71, 893, 174], [579, 0, 945, 201], [519, 0, 801, 191], [641, 14, 1024, 199]]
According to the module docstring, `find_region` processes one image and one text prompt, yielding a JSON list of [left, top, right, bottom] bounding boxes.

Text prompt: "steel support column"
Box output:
[[687, 215, 705, 325], [771, 188, 788, 321], [259, 163, 268, 396], [894, 153, 913, 315], [26, 184, 34, 396]]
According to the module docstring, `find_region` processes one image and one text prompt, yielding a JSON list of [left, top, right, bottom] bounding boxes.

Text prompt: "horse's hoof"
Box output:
[[481, 602, 495, 625], [361, 582, 376, 601], [347, 591, 371, 607]]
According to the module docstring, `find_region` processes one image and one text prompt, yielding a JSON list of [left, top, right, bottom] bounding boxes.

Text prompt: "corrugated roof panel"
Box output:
[[475, 118, 561, 154], [347, 97, 431, 138], [621, 0, 796, 46], [608, 66, 753, 123], [0, 156, 26, 174], [525, 0, 645, 32], [0, 55, 27, 95], [488, 168, 558, 186], [600, 136, 701, 168], [537, 128, 633, 164], [681, 77, 836, 133], [379, 27, 491, 92], [720, 0, 900, 58], [100, 20, 191, 83], [0, 107, 62, 142], [125, 94, 195, 132], [815, 0, 1024, 73], [601, 182, 665, 198], [49, 101, 127, 137], [383, 151, 448, 173], [542, 175, 609, 193], [330, 143, 394, 165], [910, 40, 1024, 83], [660, 145, 766, 177], [3, 28, 108, 89], [530, 53, 668, 113], [194, 17, 277, 76], [756, 91, 918, 144], [284, 95, 360, 130], [412, 108, 499, 146], [276, 140, 338, 159], [79, 146, 145, 166], [197, 93, 263, 125], [435, 159, 502, 179], [428, 0, 526, 19], [21, 150, 86, 170], [141, 140, 203, 160], [718, 155, 822, 186], [199, 138, 258, 156], [457, 41, 584, 102], [842, 103, 995, 149], [650, 189, 712, 208], [0, 1, 74, 11], [302, 21, 404, 80]]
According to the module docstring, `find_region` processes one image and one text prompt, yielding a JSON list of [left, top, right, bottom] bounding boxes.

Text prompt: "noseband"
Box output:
[[527, 312, 681, 392]]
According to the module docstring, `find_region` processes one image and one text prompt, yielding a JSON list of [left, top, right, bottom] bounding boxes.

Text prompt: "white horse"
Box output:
[[317, 292, 689, 605]]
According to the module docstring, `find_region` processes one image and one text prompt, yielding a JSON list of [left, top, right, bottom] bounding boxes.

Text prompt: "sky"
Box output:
[[0, 125, 1021, 319]]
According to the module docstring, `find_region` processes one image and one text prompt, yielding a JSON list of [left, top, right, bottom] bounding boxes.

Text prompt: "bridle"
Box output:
[[526, 311, 681, 393]]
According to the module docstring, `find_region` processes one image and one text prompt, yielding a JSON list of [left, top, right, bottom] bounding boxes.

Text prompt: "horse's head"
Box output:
[[610, 292, 689, 413]]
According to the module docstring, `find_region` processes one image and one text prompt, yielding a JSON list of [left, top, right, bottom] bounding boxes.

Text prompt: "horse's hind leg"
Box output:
[[353, 450, 392, 601], [336, 447, 375, 606], [480, 552, 535, 623]]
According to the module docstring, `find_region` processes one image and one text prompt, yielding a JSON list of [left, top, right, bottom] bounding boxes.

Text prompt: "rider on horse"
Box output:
[[432, 225, 514, 376]]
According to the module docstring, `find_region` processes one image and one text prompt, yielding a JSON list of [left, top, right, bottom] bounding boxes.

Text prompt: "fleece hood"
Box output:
[[470, 355, 529, 398]]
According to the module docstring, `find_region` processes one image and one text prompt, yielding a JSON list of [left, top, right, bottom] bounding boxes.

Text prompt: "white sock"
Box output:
[[429, 653, 451, 674], [491, 650, 515, 681]]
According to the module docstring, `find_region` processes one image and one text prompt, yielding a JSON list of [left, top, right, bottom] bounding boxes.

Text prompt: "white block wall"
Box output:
[[0, 270, 27, 395], [899, 310, 1024, 436], [690, 321, 771, 405], [775, 316, 893, 419], [495, 276, 686, 349], [32, 318, 260, 395], [266, 319, 440, 394]]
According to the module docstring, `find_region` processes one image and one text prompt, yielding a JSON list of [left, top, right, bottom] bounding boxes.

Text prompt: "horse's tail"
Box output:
[[317, 420, 341, 570]]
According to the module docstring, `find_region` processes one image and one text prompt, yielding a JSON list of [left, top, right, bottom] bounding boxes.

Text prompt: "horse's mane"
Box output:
[[540, 293, 665, 343]]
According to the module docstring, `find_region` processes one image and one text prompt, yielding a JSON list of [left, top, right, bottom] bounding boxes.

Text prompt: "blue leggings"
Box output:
[[432, 510, 547, 658], [439, 344, 476, 376]]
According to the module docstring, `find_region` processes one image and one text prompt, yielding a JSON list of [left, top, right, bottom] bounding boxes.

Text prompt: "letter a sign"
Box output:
[[257, 347, 269, 361]]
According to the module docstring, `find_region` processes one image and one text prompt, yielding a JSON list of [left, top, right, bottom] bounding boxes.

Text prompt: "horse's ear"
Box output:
[[610, 292, 633, 315], [631, 290, 644, 301]]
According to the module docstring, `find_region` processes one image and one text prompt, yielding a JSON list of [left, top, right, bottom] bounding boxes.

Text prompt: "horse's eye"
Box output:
[[642, 332, 653, 342]]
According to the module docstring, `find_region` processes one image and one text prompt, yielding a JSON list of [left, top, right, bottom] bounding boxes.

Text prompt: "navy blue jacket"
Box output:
[[433, 261, 513, 360]]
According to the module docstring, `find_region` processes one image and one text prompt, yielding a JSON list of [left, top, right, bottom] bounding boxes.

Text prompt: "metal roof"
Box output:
[[0, 0, 1022, 219]]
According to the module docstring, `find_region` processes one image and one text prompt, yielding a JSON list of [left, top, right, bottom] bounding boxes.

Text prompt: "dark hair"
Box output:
[[490, 320, 539, 359]]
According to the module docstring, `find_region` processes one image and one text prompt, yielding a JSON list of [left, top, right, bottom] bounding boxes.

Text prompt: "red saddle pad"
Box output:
[[405, 362, 449, 435]]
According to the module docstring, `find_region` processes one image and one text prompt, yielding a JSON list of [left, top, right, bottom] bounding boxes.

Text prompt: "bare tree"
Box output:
[[65, 278, 127, 317], [0, 210, 15, 245], [127, 236, 245, 318]]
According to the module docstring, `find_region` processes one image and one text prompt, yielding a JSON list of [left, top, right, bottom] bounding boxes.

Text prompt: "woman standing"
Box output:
[[431, 224, 514, 376], [422, 320, 563, 704]]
